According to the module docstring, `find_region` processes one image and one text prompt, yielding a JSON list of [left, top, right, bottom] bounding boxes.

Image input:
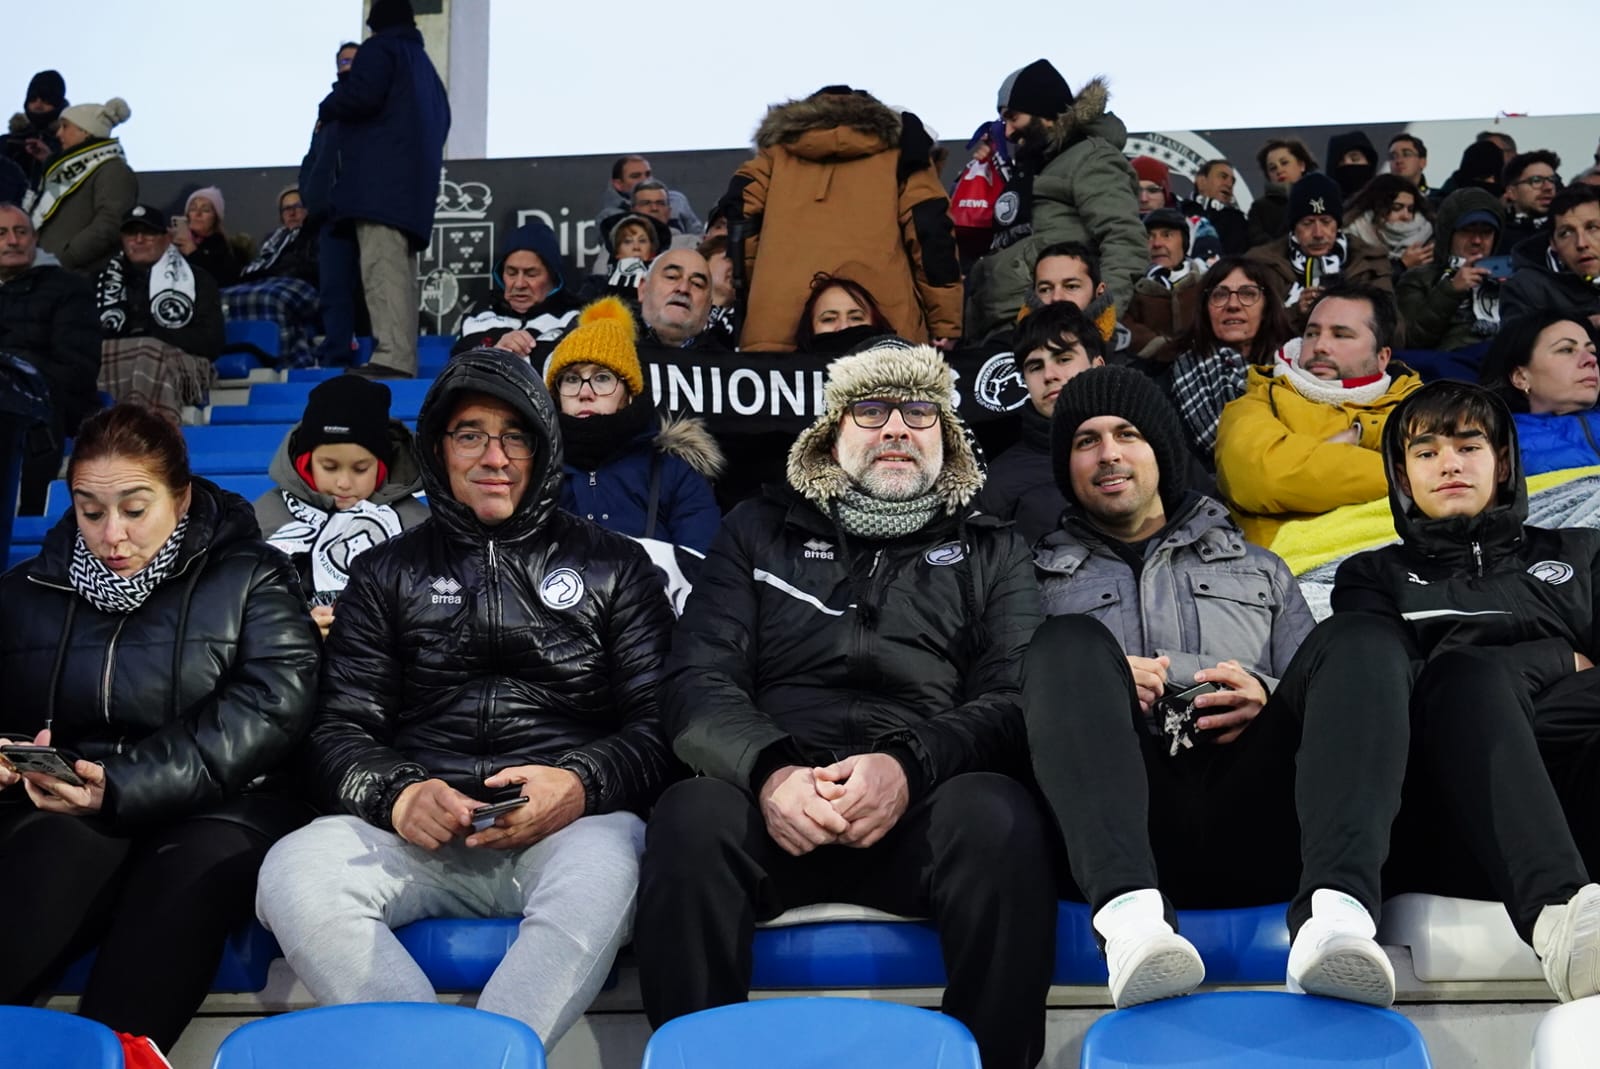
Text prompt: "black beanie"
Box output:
[[1143, 207, 1191, 254], [1050, 366, 1189, 517], [368, 0, 416, 31], [1456, 141, 1507, 195], [997, 59, 1072, 117], [291, 375, 394, 468], [1287, 172, 1345, 227], [25, 70, 66, 110]]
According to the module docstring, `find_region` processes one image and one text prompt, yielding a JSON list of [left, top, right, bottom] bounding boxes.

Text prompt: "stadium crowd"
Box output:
[[5, 1, 1600, 1064]]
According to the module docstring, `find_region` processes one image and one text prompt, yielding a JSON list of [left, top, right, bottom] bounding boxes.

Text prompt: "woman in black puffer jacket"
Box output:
[[0, 404, 319, 1050]]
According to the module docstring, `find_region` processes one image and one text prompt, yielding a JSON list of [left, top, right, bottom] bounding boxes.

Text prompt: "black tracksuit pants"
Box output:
[[0, 808, 272, 1050], [636, 772, 1057, 1069], [1024, 612, 1412, 936]]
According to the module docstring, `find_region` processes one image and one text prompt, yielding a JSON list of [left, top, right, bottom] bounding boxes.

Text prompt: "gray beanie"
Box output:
[[59, 98, 130, 140]]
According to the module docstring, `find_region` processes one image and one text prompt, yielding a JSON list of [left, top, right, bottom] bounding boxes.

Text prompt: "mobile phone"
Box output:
[[0, 745, 86, 786], [1474, 255, 1516, 281], [1152, 682, 1226, 748], [470, 795, 528, 830]]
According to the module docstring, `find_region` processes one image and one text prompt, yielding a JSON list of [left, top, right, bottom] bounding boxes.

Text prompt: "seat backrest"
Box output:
[[212, 1002, 545, 1069], [1079, 992, 1432, 1068], [641, 998, 981, 1069], [0, 1006, 124, 1069]]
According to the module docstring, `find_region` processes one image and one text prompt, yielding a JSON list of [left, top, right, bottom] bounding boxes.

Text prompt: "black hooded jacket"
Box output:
[[451, 222, 582, 356], [304, 349, 678, 830], [1332, 392, 1600, 694], [0, 481, 321, 835]]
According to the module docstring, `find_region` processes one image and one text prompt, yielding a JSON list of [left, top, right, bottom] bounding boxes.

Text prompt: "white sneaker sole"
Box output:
[[1290, 939, 1396, 1007], [1112, 937, 1206, 1009], [1553, 884, 1600, 1002]]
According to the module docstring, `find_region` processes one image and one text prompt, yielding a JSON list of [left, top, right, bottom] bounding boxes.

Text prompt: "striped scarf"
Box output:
[[69, 515, 190, 614]]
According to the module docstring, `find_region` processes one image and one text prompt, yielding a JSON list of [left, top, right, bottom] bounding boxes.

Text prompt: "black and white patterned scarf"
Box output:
[[1283, 234, 1349, 308], [833, 486, 941, 540], [68, 514, 190, 614], [242, 225, 297, 277], [97, 245, 198, 334], [1447, 256, 1503, 335], [1143, 260, 1203, 291], [1169, 346, 1250, 455]]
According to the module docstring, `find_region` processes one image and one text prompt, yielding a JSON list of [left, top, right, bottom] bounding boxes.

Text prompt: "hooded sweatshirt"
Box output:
[[1396, 188, 1507, 351], [451, 221, 583, 355], [1333, 388, 1600, 695]]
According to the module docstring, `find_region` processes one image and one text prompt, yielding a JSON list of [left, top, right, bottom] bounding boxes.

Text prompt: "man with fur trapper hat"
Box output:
[[724, 85, 962, 351], [636, 341, 1056, 1069], [966, 58, 1147, 341]]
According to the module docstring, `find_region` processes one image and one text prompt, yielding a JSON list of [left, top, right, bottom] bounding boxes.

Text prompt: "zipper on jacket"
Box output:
[[483, 539, 503, 748], [588, 472, 597, 486], [1472, 541, 1484, 576], [100, 616, 129, 725]]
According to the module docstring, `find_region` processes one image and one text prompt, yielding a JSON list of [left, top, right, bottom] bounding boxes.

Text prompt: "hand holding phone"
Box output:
[[0, 744, 86, 787], [470, 795, 528, 831]]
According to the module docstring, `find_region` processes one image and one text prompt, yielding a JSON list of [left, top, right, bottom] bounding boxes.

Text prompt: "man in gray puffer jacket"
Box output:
[[1023, 366, 1412, 1013], [965, 60, 1146, 341]]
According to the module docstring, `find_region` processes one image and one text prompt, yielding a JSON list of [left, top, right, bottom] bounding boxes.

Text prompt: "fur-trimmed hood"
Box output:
[[1042, 76, 1125, 155], [655, 413, 725, 480], [786, 344, 984, 514], [753, 88, 902, 161]]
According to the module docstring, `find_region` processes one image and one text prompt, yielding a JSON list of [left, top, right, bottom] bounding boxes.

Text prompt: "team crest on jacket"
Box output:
[[971, 353, 1030, 413], [994, 190, 1020, 227], [925, 542, 966, 567], [1528, 560, 1575, 585], [539, 568, 586, 610], [429, 576, 464, 604]]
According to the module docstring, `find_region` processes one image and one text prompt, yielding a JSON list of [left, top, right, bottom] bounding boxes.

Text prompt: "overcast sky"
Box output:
[[9, 0, 1597, 173]]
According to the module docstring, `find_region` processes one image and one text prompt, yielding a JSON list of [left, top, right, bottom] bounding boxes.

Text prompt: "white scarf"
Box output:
[[1348, 213, 1433, 260], [1271, 337, 1392, 407], [1447, 255, 1504, 334], [24, 139, 127, 228], [97, 244, 198, 334], [1283, 234, 1349, 308], [266, 492, 403, 594], [1142, 259, 1205, 290]]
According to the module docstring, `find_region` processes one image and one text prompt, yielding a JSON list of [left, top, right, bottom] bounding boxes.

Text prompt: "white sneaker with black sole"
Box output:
[[1286, 889, 1396, 1007], [1535, 883, 1600, 1002], [1094, 889, 1206, 1009]]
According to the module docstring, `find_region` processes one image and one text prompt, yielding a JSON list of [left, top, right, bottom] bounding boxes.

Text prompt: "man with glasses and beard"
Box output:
[[966, 58, 1146, 342], [636, 341, 1056, 1069], [256, 347, 677, 1051]]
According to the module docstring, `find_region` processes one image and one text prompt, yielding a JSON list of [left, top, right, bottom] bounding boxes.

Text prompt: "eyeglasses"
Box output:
[[1207, 285, 1264, 307], [279, 202, 305, 216], [1389, 149, 1420, 161], [847, 400, 941, 430], [443, 429, 536, 460], [1515, 174, 1558, 188], [555, 370, 621, 396]]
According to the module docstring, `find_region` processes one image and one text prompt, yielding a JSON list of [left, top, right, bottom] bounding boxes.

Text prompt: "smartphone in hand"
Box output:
[[0, 745, 86, 787], [470, 795, 528, 831]]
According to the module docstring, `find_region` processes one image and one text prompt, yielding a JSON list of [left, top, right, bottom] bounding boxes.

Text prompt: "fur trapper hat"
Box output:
[[786, 342, 983, 513]]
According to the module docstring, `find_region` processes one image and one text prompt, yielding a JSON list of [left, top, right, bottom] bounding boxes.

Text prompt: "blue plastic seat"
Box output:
[[642, 997, 980, 1069], [248, 378, 435, 411], [183, 423, 291, 475], [418, 335, 453, 376], [211, 474, 276, 504], [0, 1006, 124, 1069], [52, 921, 281, 994], [747, 901, 1289, 989], [286, 367, 345, 383], [224, 319, 281, 361], [210, 403, 313, 425], [212, 1002, 545, 1069], [214, 351, 263, 381], [1079, 991, 1432, 1067]]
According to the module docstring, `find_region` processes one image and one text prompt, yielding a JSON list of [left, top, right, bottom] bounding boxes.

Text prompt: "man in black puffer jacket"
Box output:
[[256, 348, 677, 1048], [636, 341, 1055, 1069], [1333, 380, 1600, 1004]]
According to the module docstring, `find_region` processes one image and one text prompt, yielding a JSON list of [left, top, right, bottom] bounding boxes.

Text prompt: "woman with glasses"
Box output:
[[255, 374, 428, 638], [220, 186, 324, 367], [1162, 257, 1292, 465], [546, 298, 723, 551]]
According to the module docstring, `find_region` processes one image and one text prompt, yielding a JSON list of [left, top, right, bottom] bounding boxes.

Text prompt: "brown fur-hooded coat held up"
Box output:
[[727, 87, 963, 351]]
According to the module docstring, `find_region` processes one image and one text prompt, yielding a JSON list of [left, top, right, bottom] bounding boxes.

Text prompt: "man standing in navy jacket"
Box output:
[[320, 0, 450, 378]]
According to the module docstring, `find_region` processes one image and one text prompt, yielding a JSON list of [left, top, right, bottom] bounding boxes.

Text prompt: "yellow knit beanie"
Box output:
[[544, 297, 645, 397]]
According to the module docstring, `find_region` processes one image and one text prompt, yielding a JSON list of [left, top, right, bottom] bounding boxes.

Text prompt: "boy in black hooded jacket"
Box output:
[[1334, 379, 1600, 1003]]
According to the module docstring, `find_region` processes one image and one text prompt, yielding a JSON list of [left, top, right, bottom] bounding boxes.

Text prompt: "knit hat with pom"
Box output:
[[544, 297, 645, 397], [59, 98, 130, 140]]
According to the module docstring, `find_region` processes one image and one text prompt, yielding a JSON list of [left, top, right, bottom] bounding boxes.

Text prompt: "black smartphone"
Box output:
[[0, 745, 86, 786], [470, 795, 528, 830], [1153, 682, 1226, 747]]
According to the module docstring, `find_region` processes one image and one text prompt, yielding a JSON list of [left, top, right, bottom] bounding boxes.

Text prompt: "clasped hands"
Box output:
[[759, 753, 910, 856]]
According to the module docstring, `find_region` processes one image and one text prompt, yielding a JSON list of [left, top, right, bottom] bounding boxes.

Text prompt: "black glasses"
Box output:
[[847, 400, 940, 430], [555, 370, 621, 397], [443, 429, 536, 460], [1515, 175, 1558, 189], [1208, 285, 1264, 307]]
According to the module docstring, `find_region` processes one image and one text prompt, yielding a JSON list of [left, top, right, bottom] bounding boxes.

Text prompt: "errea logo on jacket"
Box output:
[[802, 539, 834, 561], [430, 576, 464, 604]]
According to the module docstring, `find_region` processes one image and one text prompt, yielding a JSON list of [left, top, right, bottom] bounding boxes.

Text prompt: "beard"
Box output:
[[838, 437, 943, 501]]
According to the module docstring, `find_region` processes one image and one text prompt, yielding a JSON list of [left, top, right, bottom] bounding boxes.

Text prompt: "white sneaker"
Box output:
[[1535, 883, 1600, 1002], [1094, 890, 1206, 1009], [1286, 889, 1396, 1007]]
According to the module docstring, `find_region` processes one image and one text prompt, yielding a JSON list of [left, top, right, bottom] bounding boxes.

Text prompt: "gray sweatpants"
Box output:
[[355, 220, 419, 375], [255, 811, 644, 1047]]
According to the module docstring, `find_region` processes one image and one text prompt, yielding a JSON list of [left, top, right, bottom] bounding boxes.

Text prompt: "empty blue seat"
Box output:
[[52, 921, 281, 994], [642, 997, 979, 1069], [211, 474, 276, 503], [183, 423, 291, 475], [214, 351, 263, 381], [418, 335, 453, 375], [224, 319, 281, 361], [0, 1006, 124, 1069], [1079, 991, 1432, 1068], [210, 403, 312, 425], [249, 379, 435, 410], [213, 1002, 545, 1069]]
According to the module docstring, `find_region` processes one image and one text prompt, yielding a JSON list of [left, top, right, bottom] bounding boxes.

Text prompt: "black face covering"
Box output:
[[1333, 161, 1377, 200], [804, 324, 895, 354]]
